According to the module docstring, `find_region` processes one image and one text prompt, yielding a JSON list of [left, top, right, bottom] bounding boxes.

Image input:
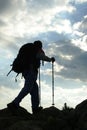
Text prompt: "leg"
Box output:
[[30, 82, 39, 109], [13, 70, 37, 106], [30, 82, 43, 114]]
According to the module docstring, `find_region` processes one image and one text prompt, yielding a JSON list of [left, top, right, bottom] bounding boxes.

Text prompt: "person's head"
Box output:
[[34, 40, 42, 50]]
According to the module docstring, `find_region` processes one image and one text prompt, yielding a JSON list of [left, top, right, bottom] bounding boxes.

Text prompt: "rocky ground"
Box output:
[[0, 99, 87, 130]]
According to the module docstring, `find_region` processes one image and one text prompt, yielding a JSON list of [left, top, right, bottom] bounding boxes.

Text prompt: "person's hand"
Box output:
[[51, 57, 55, 62]]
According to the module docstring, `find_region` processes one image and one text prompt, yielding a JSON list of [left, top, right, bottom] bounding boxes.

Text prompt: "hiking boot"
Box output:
[[7, 102, 19, 113], [32, 106, 43, 114]]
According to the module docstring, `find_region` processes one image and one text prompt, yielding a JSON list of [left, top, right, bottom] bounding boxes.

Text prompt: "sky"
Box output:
[[0, 0, 87, 113]]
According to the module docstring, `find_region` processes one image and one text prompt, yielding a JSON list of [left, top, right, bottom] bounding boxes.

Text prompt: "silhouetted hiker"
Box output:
[[7, 40, 55, 114]]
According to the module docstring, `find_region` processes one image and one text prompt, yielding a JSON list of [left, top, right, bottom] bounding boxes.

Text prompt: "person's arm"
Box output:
[[37, 49, 55, 62]]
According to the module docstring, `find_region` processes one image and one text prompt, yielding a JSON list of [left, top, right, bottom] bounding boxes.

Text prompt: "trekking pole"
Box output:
[[39, 67, 41, 106], [52, 62, 55, 106]]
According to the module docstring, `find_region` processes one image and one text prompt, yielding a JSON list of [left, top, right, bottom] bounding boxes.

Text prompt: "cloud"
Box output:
[[0, 0, 25, 16], [66, 1, 87, 25], [0, 0, 75, 38], [71, 15, 87, 51], [26, 0, 70, 12], [73, 16, 87, 35], [80, 16, 87, 33], [0, 85, 21, 109], [40, 31, 87, 82], [54, 85, 87, 109], [74, 0, 87, 3], [55, 45, 87, 81]]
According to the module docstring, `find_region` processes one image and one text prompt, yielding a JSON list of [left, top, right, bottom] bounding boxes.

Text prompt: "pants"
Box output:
[[13, 70, 39, 109]]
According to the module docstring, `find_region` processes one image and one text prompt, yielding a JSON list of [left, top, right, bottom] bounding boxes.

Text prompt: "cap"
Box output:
[[34, 40, 42, 49]]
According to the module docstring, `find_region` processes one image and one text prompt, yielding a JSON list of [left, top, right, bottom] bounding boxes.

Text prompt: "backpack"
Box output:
[[7, 43, 40, 80]]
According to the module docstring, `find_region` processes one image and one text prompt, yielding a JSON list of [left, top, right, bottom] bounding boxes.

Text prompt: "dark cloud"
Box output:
[[62, 2, 87, 24], [0, 0, 10, 14], [0, 0, 25, 17], [55, 44, 87, 82], [55, 43, 83, 56], [80, 17, 87, 34], [0, 0, 17, 16], [74, 1, 87, 21]]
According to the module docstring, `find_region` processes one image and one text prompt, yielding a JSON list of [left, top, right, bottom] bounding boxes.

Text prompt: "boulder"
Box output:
[[1, 99, 87, 130]]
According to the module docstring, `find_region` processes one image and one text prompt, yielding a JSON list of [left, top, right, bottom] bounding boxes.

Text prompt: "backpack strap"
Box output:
[[7, 69, 19, 82], [7, 69, 12, 76], [15, 73, 19, 82]]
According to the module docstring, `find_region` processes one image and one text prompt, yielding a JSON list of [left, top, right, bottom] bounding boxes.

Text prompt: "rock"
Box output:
[[7, 120, 42, 130], [1, 99, 87, 130], [75, 99, 87, 130], [0, 107, 32, 130], [75, 99, 87, 114]]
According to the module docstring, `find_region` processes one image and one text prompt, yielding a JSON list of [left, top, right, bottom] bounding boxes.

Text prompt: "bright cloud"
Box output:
[[55, 85, 87, 109]]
